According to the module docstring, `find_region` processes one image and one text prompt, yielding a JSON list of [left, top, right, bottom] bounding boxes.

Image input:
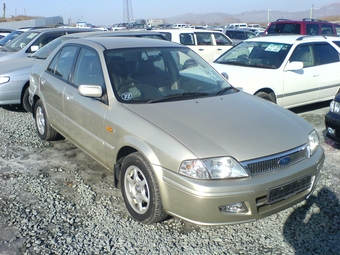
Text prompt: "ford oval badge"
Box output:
[[278, 156, 291, 165]]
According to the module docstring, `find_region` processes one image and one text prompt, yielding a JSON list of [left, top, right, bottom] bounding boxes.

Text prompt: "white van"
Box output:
[[171, 24, 188, 29], [156, 29, 233, 62], [226, 23, 248, 29]]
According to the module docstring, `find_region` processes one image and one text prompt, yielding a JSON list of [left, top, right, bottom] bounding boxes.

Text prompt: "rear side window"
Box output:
[[47, 46, 78, 81], [314, 43, 340, 65], [195, 33, 212, 45], [213, 33, 232, 45], [180, 33, 194, 45], [321, 24, 335, 35], [267, 23, 301, 34], [306, 24, 319, 35]]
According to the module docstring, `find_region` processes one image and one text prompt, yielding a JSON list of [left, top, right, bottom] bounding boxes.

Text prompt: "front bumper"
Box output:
[[325, 110, 340, 143], [157, 146, 324, 225]]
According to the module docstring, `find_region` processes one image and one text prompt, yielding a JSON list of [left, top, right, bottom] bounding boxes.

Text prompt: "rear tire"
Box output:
[[255, 91, 276, 103], [34, 100, 58, 141], [120, 152, 167, 224]]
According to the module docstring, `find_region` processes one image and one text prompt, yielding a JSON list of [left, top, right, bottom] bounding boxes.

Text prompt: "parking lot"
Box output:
[[0, 100, 339, 254]]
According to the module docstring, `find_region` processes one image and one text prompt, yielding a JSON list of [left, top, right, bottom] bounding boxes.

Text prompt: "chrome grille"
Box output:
[[241, 145, 308, 176]]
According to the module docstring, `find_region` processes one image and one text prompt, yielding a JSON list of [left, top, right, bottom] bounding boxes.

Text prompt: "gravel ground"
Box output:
[[0, 102, 339, 255]]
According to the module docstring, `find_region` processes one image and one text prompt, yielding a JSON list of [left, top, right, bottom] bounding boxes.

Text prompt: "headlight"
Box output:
[[307, 130, 319, 157], [0, 76, 10, 84], [179, 157, 249, 179], [329, 100, 340, 114]]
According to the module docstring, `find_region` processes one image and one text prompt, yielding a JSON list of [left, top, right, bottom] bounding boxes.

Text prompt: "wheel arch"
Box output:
[[254, 88, 277, 103], [113, 136, 162, 188]]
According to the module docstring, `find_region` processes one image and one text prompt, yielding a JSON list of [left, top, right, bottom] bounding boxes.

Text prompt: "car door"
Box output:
[[281, 43, 319, 108], [192, 32, 216, 62], [313, 42, 340, 100], [63, 46, 108, 166], [39, 45, 79, 134], [212, 32, 233, 60]]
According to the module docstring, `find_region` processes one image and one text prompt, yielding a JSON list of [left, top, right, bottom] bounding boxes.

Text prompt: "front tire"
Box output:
[[255, 91, 276, 103], [34, 100, 58, 141], [120, 152, 167, 224], [22, 87, 32, 112]]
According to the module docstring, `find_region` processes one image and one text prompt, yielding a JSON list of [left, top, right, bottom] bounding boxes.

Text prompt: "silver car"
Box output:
[[29, 37, 324, 225], [0, 30, 167, 111]]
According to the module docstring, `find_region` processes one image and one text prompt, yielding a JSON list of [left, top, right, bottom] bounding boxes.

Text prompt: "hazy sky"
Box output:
[[3, 0, 337, 26]]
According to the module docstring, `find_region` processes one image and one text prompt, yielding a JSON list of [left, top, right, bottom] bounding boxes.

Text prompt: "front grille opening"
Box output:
[[242, 145, 308, 176]]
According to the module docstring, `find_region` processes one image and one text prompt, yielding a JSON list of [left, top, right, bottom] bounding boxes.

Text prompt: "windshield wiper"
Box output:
[[216, 86, 237, 95], [148, 92, 210, 103]]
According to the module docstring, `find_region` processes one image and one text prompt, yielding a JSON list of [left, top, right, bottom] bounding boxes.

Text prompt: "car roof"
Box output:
[[244, 35, 339, 44], [155, 29, 224, 33], [59, 30, 167, 39], [21, 27, 96, 33], [64, 36, 185, 49]]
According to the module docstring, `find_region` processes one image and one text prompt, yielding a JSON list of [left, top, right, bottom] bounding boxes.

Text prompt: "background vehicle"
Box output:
[[0, 27, 95, 62], [155, 29, 233, 62], [0, 28, 13, 39], [225, 29, 257, 44], [265, 18, 340, 36], [29, 37, 323, 225], [325, 88, 340, 143], [0, 30, 167, 112], [212, 35, 340, 108]]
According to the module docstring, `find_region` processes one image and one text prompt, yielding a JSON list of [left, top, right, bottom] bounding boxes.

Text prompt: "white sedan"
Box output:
[[211, 35, 340, 108]]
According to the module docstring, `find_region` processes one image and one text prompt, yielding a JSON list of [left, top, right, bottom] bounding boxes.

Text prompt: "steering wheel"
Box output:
[[237, 54, 252, 64]]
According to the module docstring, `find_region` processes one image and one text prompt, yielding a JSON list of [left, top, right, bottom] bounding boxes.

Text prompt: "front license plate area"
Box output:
[[267, 174, 312, 204]]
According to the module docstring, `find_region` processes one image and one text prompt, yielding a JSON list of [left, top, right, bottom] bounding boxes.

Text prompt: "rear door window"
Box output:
[[314, 43, 340, 64], [195, 33, 212, 45]]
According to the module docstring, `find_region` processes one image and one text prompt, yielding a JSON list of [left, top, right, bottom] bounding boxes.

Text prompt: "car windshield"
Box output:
[[0, 30, 24, 46], [0, 31, 40, 52], [105, 47, 235, 103], [214, 41, 292, 69], [31, 36, 77, 59]]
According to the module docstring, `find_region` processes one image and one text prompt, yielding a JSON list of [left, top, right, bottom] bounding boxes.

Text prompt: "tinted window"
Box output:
[[195, 33, 212, 45], [306, 24, 319, 35], [267, 23, 301, 34], [180, 33, 194, 45], [47, 46, 78, 80], [29, 32, 65, 52], [321, 24, 335, 35], [314, 43, 340, 65]]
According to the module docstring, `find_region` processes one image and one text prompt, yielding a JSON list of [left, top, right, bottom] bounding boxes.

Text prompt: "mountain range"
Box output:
[[163, 2, 340, 26]]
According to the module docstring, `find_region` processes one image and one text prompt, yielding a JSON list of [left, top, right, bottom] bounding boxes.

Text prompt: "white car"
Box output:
[[156, 29, 233, 62], [211, 35, 340, 108]]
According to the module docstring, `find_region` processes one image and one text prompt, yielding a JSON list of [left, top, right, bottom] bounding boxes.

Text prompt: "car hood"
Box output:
[[0, 57, 41, 73], [124, 92, 313, 161], [211, 63, 279, 92]]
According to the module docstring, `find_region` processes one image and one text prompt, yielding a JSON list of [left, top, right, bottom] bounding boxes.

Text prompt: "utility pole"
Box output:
[[267, 9, 271, 26], [310, 4, 314, 19], [3, 3, 6, 18], [123, 0, 134, 24]]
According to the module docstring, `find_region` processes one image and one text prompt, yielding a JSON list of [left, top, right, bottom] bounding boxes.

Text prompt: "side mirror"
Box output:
[[285, 61, 303, 71], [30, 45, 40, 53], [78, 85, 103, 98], [221, 72, 229, 80]]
